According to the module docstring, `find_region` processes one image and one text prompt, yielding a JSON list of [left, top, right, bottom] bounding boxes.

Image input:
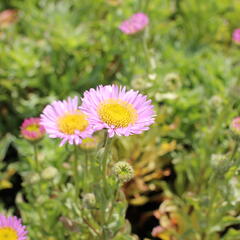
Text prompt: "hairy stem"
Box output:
[[73, 145, 80, 199]]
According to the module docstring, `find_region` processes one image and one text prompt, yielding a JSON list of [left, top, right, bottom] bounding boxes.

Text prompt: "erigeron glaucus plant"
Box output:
[[17, 85, 155, 240]]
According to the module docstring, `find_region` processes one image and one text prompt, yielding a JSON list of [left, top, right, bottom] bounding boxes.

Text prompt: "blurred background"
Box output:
[[1, 0, 240, 239]]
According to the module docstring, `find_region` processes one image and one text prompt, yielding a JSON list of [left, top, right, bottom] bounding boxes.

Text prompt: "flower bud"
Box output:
[[79, 136, 100, 150], [41, 166, 58, 180], [230, 117, 240, 135], [211, 154, 227, 167], [210, 154, 229, 175], [232, 28, 240, 44], [25, 172, 40, 184], [20, 117, 45, 142], [112, 161, 134, 183], [163, 72, 181, 90], [82, 193, 96, 208]]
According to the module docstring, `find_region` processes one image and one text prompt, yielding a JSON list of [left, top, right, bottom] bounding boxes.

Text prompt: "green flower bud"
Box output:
[[163, 72, 181, 90], [25, 172, 40, 184], [112, 161, 134, 183], [41, 166, 58, 180], [82, 193, 96, 208]]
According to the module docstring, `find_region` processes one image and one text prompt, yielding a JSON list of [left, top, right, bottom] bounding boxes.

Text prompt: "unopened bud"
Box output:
[[112, 161, 134, 183], [25, 172, 40, 184], [163, 72, 181, 90], [79, 136, 100, 150], [82, 193, 96, 208], [41, 166, 58, 180]]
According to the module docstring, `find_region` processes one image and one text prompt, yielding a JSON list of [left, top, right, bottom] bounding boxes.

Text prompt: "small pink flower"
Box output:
[[40, 96, 94, 146], [231, 117, 240, 135], [20, 117, 45, 141], [0, 215, 28, 240], [119, 13, 149, 35], [232, 28, 240, 44], [0, 9, 18, 28]]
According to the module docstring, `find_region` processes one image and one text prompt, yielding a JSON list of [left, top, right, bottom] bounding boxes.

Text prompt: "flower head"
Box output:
[[119, 13, 149, 35], [112, 161, 134, 183], [41, 166, 58, 180], [82, 193, 96, 208], [40, 96, 93, 146], [231, 117, 240, 135], [0, 215, 27, 240], [80, 85, 155, 137], [20, 117, 45, 141], [232, 28, 240, 44], [0, 9, 18, 28]]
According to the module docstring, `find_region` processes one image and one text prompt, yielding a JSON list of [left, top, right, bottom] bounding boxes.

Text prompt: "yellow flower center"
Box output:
[[26, 124, 39, 132], [58, 112, 88, 135], [0, 227, 18, 240], [98, 99, 137, 128]]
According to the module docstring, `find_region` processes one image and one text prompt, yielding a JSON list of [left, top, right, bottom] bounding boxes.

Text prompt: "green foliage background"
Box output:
[[1, 0, 240, 239]]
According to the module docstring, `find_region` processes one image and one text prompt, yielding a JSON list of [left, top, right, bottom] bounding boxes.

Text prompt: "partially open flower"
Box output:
[[230, 117, 240, 135], [113, 161, 134, 183], [232, 28, 240, 44], [20, 117, 45, 141], [0, 9, 18, 28], [119, 13, 149, 35]]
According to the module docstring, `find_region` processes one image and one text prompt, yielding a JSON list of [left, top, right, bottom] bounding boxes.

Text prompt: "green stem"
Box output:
[[142, 33, 150, 76], [107, 181, 119, 223], [33, 143, 43, 192], [82, 216, 101, 238], [81, 205, 101, 238], [33, 143, 39, 172], [84, 151, 89, 192], [99, 134, 113, 240], [32, 143, 46, 233], [73, 145, 80, 199], [230, 137, 239, 163], [102, 136, 112, 187]]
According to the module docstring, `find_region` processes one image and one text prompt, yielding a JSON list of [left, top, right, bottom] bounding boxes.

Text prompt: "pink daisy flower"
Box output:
[[40, 96, 94, 146], [232, 28, 240, 44], [119, 12, 149, 35], [20, 117, 45, 141], [0, 215, 27, 240], [80, 85, 155, 137], [231, 117, 240, 135]]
